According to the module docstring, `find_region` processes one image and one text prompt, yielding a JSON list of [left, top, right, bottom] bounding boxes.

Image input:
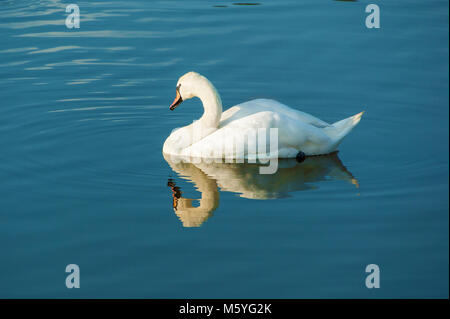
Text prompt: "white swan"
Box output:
[[163, 72, 363, 159]]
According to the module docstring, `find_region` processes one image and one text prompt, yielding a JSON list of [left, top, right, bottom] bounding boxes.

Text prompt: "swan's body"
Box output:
[[163, 72, 363, 159]]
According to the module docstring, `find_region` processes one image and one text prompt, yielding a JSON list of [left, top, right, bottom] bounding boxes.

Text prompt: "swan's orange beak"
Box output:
[[169, 89, 183, 111]]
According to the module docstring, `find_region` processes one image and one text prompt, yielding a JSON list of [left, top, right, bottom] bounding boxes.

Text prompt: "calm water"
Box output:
[[0, 0, 448, 298]]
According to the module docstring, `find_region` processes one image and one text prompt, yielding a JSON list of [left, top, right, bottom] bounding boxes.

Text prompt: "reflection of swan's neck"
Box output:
[[196, 80, 222, 129], [174, 179, 219, 227], [166, 158, 220, 227]]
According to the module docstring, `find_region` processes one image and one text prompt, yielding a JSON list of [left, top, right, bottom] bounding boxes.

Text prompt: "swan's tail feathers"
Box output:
[[325, 111, 364, 148], [332, 111, 364, 131]]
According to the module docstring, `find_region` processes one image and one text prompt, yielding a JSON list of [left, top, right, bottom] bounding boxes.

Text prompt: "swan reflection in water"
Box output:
[[163, 153, 358, 227]]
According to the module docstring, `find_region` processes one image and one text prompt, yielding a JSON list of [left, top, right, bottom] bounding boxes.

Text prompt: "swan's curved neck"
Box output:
[[196, 81, 222, 129]]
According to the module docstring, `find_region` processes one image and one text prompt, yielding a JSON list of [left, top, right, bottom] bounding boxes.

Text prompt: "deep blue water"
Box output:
[[0, 0, 448, 298]]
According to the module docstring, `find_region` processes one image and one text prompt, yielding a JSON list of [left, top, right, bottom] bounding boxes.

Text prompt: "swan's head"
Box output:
[[169, 71, 213, 110]]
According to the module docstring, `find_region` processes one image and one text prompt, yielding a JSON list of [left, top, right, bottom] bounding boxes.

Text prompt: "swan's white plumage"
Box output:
[[163, 72, 363, 158]]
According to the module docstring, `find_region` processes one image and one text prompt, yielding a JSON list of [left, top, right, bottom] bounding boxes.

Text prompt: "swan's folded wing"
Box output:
[[184, 108, 333, 158], [222, 99, 331, 129]]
